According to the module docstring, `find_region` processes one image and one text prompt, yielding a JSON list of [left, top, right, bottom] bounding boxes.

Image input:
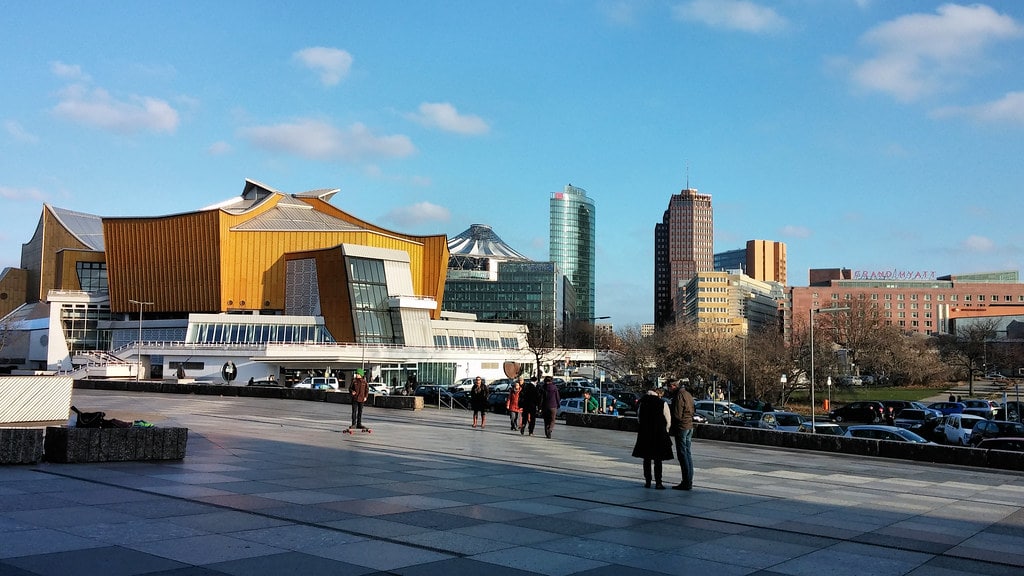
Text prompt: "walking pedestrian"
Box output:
[[519, 377, 539, 436], [470, 376, 489, 428], [506, 378, 523, 431], [665, 379, 695, 490], [632, 387, 673, 489], [348, 371, 369, 430], [539, 376, 561, 439]]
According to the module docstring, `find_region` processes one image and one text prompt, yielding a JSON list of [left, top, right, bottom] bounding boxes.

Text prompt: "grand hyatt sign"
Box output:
[[853, 269, 937, 281]]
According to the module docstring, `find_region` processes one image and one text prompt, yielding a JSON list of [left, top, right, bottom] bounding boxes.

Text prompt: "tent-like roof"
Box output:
[[448, 224, 528, 260], [48, 206, 105, 251]]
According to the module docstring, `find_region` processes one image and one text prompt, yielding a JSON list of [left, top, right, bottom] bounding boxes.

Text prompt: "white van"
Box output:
[[293, 377, 340, 390]]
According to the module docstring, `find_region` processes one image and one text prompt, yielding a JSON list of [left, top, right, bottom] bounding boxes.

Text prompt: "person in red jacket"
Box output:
[[505, 378, 523, 431], [348, 371, 370, 430]]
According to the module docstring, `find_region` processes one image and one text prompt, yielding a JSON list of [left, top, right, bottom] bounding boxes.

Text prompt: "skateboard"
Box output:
[[343, 427, 372, 434]]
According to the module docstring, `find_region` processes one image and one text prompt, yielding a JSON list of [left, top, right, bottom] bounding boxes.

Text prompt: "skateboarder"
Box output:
[[348, 370, 369, 430]]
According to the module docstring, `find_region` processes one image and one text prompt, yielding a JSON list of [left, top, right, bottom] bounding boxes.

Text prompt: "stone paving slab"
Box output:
[[1, 389, 1022, 576]]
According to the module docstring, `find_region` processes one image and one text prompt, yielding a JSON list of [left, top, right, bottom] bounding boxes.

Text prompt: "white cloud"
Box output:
[[850, 4, 1022, 102], [53, 84, 179, 134], [780, 225, 811, 238], [207, 141, 232, 155], [5, 120, 38, 144], [50, 61, 90, 81], [931, 91, 1024, 125], [963, 235, 994, 252], [600, 0, 644, 26], [293, 47, 353, 86], [0, 185, 47, 202], [672, 0, 788, 34], [240, 119, 415, 161], [407, 102, 490, 135], [381, 201, 450, 228]]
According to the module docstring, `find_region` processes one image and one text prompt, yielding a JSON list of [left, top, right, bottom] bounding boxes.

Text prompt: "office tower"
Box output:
[[746, 240, 787, 285], [654, 187, 713, 327], [550, 184, 595, 321]]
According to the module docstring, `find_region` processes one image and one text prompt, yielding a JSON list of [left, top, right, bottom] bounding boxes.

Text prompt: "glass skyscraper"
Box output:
[[549, 184, 595, 321]]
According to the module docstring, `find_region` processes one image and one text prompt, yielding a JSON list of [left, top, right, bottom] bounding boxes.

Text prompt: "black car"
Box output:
[[736, 398, 775, 412], [487, 392, 510, 414], [969, 420, 1024, 447], [892, 409, 940, 435], [611, 391, 641, 412], [247, 378, 284, 387], [828, 401, 885, 423]]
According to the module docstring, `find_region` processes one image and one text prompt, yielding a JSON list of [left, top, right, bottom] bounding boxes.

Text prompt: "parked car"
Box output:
[[961, 399, 999, 420], [828, 401, 885, 423], [724, 410, 763, 427], [488, 378, 514, 393], [938, 413, 986, 446], [892, 409, 940, 434], [247, 378, 284, 387], [999, 401, 1024, 421], [844, 425, 933, 443], [293, 377, 340, 390], [976, 437, 1024, 451], [611, 391, 641, 412], [969, 420, 1024, 447], [556, 397, 586, 418], [880, 400, 934, 421], [797, 421, 844, 435], [368, 383, 389, 395], [415, 384, 456, 405], [694, 400, 751, 424], [736, 398, 775, 412], [758, 411, 805, 432], [487, 392, 510, 414], [927, 401, 966, 416], [449, 378, 477, 393], [595, 393, 633, 415]]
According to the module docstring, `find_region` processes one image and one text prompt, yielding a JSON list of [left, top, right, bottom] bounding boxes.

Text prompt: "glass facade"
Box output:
[[347, 256, 399, 344], [549, 184, 595, 320], [75, 261, 108, 292], [187, 321, 332, 344], [443, 261, 571, 345], [60, 302, 113, 353]]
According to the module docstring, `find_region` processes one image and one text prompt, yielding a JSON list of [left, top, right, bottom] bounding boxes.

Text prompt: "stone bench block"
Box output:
[[44, 426, 188, 463], [0, 428, 45, 464]]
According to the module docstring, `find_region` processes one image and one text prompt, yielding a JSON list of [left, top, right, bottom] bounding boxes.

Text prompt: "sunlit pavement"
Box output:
[[2, 389, 1022, 576]]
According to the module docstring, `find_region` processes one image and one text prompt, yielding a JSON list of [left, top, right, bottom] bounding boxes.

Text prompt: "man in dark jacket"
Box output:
[[518, 377, 540, 436], [348, 371, 370, 430], [539, 376, 561, 439], [665, 379, 695, 490]]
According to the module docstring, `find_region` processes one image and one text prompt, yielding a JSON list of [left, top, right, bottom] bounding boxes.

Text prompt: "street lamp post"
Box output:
[[128, 299, 154, 382], [810, 306, 849, 430], [588, 315, 611, 409]]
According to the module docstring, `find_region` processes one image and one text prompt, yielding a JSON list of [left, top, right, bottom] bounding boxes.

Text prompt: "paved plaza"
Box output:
[[2, 389, 1023, 576]]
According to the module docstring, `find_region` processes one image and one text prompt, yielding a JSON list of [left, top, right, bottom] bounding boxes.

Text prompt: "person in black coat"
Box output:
[[632, 388, 674, 489], [470, 377, 489, 428], [518, 377, 540, 436]]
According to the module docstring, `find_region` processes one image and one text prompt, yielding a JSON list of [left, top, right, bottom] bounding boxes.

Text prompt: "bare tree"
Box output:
[[520, 321, 566, 379], [935, 318, 1000, 396], [609, 324, 658, 385]]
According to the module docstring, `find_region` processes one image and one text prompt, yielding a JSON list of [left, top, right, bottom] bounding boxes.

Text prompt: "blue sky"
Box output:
[[2, 1, 1023, 328]]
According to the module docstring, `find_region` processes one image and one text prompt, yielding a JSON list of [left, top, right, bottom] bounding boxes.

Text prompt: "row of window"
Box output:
[[822, 292, 1024, 303], [189, 323, 334, 344], [432, 335, 521, 349]]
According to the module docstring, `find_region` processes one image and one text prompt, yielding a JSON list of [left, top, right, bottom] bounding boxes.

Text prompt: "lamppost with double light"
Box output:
[[810, 306, 849, 429], [128, 299, 154, 382]]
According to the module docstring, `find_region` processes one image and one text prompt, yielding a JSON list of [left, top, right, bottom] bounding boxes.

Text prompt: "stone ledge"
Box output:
[[563, 413, 1024, 472], [43, 426, 188, 463], [0, 428, 45, 464], [76, 380, 422, 410]]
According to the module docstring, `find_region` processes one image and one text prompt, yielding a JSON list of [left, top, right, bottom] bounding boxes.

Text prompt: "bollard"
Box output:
[[823, 399, 829, 412]]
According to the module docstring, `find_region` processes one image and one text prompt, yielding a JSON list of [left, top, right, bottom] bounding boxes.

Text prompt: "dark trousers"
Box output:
[[542, 408, 557, 438], [351, 402, 364, 428], [520, 410, 537, 434], [642, 459, 663, 484]]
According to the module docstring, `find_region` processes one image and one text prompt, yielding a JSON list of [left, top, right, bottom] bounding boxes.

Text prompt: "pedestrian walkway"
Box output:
[[2, 389, 1022, 575]]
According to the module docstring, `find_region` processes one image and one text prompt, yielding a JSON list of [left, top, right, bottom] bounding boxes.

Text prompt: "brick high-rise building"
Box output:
[[654, 188, 713, 327]]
